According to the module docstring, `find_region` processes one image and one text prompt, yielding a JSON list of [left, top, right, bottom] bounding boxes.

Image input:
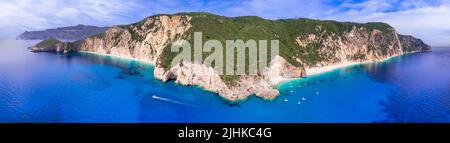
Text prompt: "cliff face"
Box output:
[[295, 26, 407, 68], [398, 34, 432, 52], [31, 12, 431, 101], [153, 55, 305, 101], [74, 15, 192, 64]]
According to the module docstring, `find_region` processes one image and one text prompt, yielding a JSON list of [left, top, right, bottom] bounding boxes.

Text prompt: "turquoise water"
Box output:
[[0, 39, 449, 123]]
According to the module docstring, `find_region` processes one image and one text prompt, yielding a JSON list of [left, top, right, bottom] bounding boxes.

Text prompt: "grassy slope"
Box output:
[[156, 12, 394, 84], [34, 38, 61, 48]]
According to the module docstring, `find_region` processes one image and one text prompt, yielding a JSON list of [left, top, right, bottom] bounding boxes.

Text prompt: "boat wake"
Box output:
[[151, 95, 196, 107]]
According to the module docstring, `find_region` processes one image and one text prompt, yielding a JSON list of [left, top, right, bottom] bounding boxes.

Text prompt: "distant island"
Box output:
[[30, 12, 431, 102], [17, 24, 108, 41]]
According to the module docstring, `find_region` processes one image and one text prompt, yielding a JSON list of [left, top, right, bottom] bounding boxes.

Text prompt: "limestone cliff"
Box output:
[[31, 12, 431, 101], [398, 34, 432, 52], [294, 26, 431, 69], [72, 15, 192, 64]]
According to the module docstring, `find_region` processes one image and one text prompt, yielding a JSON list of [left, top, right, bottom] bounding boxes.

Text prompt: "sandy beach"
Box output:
[[304, 52, 412, 76], [305, 62, 364, 76]]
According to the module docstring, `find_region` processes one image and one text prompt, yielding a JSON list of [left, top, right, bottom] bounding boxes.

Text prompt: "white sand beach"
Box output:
[[305, 62, 364, 76], [304, 53, 409, 76]]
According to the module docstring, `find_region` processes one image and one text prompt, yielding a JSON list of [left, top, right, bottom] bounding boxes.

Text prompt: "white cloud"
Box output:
[[0, 0, 144, 37], [220, 0, 450, 47], [0, 0, 449, 47], [328, 4, 450, 47], [223, 0, 334, 19], [340, 0, 394, 13]]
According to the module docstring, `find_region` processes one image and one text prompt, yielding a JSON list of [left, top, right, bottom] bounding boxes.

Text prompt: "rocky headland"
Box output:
[[30, 12, 431, 102], [18, 24, 108, 41]]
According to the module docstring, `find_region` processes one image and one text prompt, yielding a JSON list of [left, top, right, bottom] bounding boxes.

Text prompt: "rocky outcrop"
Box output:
[[295, 26, 413, 68], [29, 38, 73, 54], [154, 56, 306, 101], [398, 34, 432, 52], [31, 12, 431, 102], [74, 15, 192, 64], [18, 24, 108, 41]]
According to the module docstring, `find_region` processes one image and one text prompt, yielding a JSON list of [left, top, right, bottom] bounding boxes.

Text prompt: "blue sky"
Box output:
[[1, 0, 449, 46]]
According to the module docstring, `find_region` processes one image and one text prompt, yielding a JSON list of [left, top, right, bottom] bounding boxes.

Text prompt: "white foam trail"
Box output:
[[152, 95, 196, 107]]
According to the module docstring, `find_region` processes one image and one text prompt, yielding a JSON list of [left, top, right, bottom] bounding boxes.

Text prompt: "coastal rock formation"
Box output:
[[154, 55, 305, 101], [74, 15, 192, 64], [18, 24, 108, 41], [31, 12, 431, 101], [398, 34, 432, 52], [29, 38, 73, 54]]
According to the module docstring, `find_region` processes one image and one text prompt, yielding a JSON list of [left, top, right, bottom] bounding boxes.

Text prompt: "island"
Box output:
[[17, 24, 108, 41], [29, 12, 431, 102]]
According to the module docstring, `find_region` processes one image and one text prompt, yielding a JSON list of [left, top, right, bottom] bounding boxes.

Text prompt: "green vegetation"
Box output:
[[121, 15, 161, 42], [35, 38, 61, 48], [352, 53, 366, 60], [365, 22, 393, 34], [302, 42, 323, 65], [91, 32, 105, 39], [70, 40, 83, 48], [125, 24, 146, 42], [114, 12, 396, 84]]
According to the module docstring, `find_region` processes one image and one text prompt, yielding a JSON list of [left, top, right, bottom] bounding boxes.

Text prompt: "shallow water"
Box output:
[[0, 39, 449, 123]]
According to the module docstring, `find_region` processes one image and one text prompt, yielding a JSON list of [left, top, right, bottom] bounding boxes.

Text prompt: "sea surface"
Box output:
[[0, 39, 449, 123]]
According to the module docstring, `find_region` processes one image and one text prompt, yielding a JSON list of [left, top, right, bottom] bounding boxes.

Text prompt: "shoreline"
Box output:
[[79, 51, 156, 67], [305, 61, 366, 77], [79, 50, 423, 103], [275, 52, 421, 91], [303, 51, 421, 77]]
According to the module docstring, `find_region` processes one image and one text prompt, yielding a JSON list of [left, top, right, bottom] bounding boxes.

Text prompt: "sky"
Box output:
[[0, 0, 449, 47]]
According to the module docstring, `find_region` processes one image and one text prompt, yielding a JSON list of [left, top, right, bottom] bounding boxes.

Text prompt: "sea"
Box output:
[[0, 39, 449, 123]]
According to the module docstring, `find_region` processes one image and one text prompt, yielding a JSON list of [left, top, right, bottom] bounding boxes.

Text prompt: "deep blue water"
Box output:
[[0, 39, 449, 123]]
